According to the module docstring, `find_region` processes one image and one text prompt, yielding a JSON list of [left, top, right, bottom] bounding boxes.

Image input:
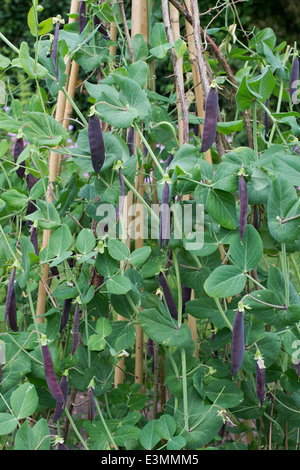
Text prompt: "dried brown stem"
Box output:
[[162, 0, 189, 144], [168, 0, 253, 148], [119, 0, 134, 63]]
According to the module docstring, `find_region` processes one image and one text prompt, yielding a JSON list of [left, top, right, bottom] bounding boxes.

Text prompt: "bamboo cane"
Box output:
[[131, 0, 148, 390], [35, 0, 80, 323], [169, 3, 199, 358]]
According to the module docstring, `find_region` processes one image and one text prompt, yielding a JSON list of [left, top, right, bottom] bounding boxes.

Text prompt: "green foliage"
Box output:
[[0, 0, 299, 452]]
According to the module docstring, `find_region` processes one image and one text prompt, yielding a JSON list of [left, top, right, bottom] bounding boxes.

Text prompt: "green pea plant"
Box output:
[[0, 0, 299, 451]]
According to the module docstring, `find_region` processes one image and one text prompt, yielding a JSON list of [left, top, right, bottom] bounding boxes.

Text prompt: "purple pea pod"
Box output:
[[14, 137, 25, 179], [59, 298, 72, 333], [295, 362, 300, 378], [88, 113, 105, 173], [253, 204, 260, 231], [57, 442, 69, 450], [71, 303, 80, 356], [41, 335, 65, 403], [4, 267, 18, 332], [158, 271, 178, 321], [127, 126, 135, 156], [78, 1, 86, 34], [50, 266, 60, 279], [200, 86, 218, 153], [231, 304, 244, 376], [255, 357, 266, 406], [238, 173, 248, 241], [290, 56, 299, 105], [93, 14, 110, 40], [53, 373, 69, 423], [26, 168, 39, 230], [147, 337, 154, 358], [159, 181, 170, 249], [165, 154, 174, 171], [52, 20, 60, 81], [89, 387, 95, 422], [181, 284, 191, 315], [30, 227, 39, 256]]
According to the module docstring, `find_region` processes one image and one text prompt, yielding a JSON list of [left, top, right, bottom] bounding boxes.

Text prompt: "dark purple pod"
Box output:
[[200, 86, 218, 153], [4, 267, 18, 332], [59, 298, 72, 333], [71, 303, 80, 356], [78, 1, 86, 34], [159, 181, 170, 248], [93, 14, 110, 40], [290, 56, 299, 104], [89, 387, 95, 422], [88, 114, 105, 173], [147, 337, 154, 358], [26, 172, 39, 192], [165, 154, 174, 171], [253, 204, 260, 231], [158, 272, 178, 321], [90, 270, 104, 290], [295, 362, 300, 378], [41, 340, 65, 403], [53, 374, 69, 423], [14, 137, 25, 179], [181, 285, 191, 315], [52, 20, 60, 81], [231, 309, 244, 375], [238, 174, 248, 241], [127, 126, 134, 156], [26, 169, 39, 230], [50, 266, 60, 279], [30, 227, 39, 256], [255, 360, 266, 406], [292, 143, 299, 155], [57, 443, 69, 450]]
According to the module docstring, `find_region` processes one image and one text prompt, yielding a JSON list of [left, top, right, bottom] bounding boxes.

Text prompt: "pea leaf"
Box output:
[[229, 224, 263, 272], [150, 23, 172, 59], [204, 265, 246, 298], [267, 175, 300, 242], [107, 275, 132, 295], [138, 308, 192, 347], [19, 42, 48, 79], [206, 189, 238, 230]]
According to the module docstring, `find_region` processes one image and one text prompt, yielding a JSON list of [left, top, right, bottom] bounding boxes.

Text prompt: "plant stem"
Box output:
[[0, 225, 19, 264], [214, 298, 233, 331], [64, 407, 90, 450], [133, 124, 166, 178], [94, 398, 119, 450], [26, 282, 41, 334], [172, 250, 182, 326], [62, 87, 88, 127], [180, 347, 189, 432], [122, 173, 160, 225], [253, 101, 258, 161], [281, 243, 289, 308], [172, 250, 189, 431]]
